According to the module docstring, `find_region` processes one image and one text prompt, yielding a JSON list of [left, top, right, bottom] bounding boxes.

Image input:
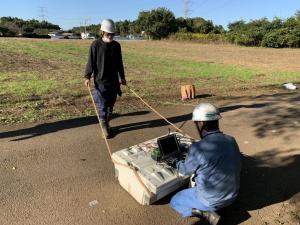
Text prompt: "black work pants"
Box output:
[[93, 86, 117, 121]]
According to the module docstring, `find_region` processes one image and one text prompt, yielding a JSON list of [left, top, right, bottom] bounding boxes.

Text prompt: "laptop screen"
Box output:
[[157, 134, 181, 159]]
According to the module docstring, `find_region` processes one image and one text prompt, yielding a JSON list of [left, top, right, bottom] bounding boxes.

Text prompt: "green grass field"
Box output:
[[0, 38, 299, 125]]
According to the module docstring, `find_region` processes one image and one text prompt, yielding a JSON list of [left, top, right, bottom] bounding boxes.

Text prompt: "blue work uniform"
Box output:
[[170, 130, 242, 217], [84, 39, 125, 120]]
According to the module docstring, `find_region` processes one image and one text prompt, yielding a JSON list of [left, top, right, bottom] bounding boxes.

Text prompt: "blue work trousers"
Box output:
[[93, 87, 117, 121], [170, 187, 215, 217]]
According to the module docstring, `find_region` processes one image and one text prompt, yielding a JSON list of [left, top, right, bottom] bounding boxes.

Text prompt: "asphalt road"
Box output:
[[1, 92, 299, 225]]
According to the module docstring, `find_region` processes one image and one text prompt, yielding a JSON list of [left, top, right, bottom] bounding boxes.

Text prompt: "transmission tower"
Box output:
[[183, 0, 191, 18], [37, 6, 47, 21], [84, 19, 89, 33]]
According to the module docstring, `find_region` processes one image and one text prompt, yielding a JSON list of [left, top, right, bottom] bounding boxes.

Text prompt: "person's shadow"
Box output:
[[0, 111, 150, 141], [1, 102, 271, 141], [109, 102, 269, 138]]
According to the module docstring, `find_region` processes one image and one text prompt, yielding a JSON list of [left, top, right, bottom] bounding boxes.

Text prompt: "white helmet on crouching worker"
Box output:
[[100, 19, 116, 33], [192, 103, 221, 122]]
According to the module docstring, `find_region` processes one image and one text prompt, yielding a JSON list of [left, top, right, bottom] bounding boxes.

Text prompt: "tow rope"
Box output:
[[87, 84, 194, 197], [125, 85, 194, 140]]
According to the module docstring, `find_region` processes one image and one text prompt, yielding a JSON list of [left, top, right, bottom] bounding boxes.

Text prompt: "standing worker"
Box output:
[[84, 19, 126, 138], [170, 103, 242, 225]]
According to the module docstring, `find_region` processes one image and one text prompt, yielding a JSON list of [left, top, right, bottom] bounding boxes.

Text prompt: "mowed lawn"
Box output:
[[0, 38, 299, 124]]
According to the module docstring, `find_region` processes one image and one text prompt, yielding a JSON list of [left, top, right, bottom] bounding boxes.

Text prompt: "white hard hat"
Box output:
[[100, 19, 115, 33], [192, 103, 221, 121]]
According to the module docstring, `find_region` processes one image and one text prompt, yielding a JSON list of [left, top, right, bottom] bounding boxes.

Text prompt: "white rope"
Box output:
[[87, 85, 153, 196], [126, 85, 195, 140]]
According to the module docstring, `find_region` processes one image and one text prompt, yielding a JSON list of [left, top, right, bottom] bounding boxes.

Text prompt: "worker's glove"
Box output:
[[84, 79, 90, 87], [168, 160, 178, 169], [120, 79, 127, 85]]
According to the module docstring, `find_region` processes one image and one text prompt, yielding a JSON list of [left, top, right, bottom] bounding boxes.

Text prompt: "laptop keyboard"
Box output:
[[163, 152, 187, 168]]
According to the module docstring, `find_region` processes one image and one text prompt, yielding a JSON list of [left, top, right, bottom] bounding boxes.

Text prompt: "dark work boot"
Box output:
[[192, 208, 221, 225], [100, 119, 110, 139], [107, 112, 112, 122]]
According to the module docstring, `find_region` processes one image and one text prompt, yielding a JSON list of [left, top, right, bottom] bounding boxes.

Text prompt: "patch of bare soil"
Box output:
[[124, 41, 300, 72], [289, 193, 300, 223], [0, 51, 60, 73]]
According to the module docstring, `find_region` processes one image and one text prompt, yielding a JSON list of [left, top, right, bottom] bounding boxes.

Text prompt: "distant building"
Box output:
[[127, 35, 144, 40], [114, 35, 144, 41]]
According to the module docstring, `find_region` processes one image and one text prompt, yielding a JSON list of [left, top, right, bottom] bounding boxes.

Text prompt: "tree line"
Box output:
[[0, 16, 60, 37], [73, 7, 300, 48], [1, 8, 300, 48], [71, 8, 224, 39], [227, 11, 300, 48]]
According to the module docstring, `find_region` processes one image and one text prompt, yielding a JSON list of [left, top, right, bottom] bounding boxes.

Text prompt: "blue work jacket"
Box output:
[[176, 130, 242, 209]]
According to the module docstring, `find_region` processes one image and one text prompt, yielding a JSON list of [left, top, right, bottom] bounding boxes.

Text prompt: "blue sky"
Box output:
[[1, 0, 300, 29]]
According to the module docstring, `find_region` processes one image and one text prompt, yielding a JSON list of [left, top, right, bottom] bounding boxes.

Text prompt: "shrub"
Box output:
[[226, 29, 264, 46], [168, 32, 227, 44], [261, 28, 290, 48], [0, 26, 16, 36], [22, 33, 51, 39], [286, 29, 300, 47]]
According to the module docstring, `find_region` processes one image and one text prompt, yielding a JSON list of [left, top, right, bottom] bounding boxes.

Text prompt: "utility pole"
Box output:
[[183, 0, 191, 19], [79, 22, 82, 33], [84, 19, 89, 33]]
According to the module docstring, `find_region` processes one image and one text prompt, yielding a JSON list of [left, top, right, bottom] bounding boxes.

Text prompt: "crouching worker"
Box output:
[[170, 103, 242, 225], [84, 19, 126, 138]]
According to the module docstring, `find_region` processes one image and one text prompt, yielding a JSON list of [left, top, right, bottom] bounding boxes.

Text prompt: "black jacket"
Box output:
[[84, 39, 125, 94]]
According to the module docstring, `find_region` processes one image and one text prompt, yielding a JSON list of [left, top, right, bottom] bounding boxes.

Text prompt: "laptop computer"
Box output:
[[157, 134, 182, 162]]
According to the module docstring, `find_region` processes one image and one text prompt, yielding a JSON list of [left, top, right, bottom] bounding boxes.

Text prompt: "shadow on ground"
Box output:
[[155, 149, 300, 225], [0, 111, 150, 141], [2, 91, 299, 141], [1, 100, 270, 141], [195, 94, 213, 99], [114, 92, 299, 139], [220, 92, 299, 139], [109, 102, 272, 138], [219, 149, 300, 225], [250, 93, 300, 138]]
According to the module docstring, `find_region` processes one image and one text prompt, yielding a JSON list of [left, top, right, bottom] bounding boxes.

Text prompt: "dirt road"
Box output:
[[1, 92, 299, 225]]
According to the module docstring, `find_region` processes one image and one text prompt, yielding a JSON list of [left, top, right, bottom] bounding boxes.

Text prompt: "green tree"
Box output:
[[115, 20, 132, 36], [227, 20, 247, 32], [191, 17, 214, 33], [0, 26, 15, 36], [261, 28, 290, 48], [175, 17, 193, 33], [136, 7, 176, 39], [22, 25, 34, 33], [129, 21, 139, 35], [283, 17, 298, 30], [0, 16, 60, 37], [212, 25, 225, 34], [268, 17, 283, 30]]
